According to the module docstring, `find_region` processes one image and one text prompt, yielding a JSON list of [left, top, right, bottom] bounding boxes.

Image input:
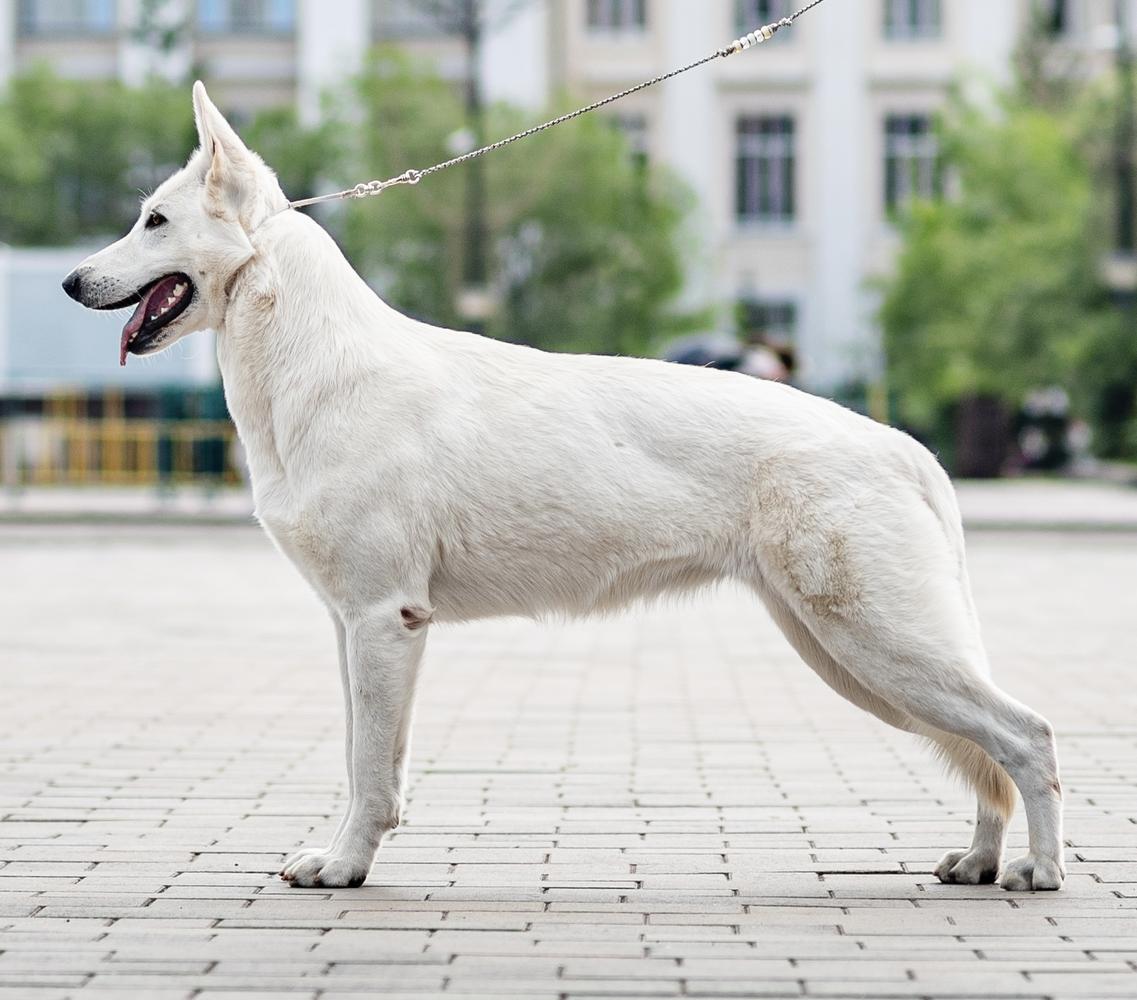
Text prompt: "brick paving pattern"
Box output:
[[0, 524, 1134, 998]]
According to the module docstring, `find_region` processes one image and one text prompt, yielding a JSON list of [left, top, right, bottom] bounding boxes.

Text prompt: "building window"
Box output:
[[1036, 0, 1070, 36], [374, 0, 455, 39], [884, 114, 941, 210], [739, 299, 796, 341], [198, 0, 295, 35], [736, 116, 795, 224], [587, 0, 646, 32], [883, 0, 941, 40], [612, 114, 649, 168], [735, 0, 792, 41], [17, 0, 115, 35]]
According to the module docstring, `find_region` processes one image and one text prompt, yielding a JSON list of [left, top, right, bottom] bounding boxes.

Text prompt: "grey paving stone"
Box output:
[[1, 526, 1135, 999]]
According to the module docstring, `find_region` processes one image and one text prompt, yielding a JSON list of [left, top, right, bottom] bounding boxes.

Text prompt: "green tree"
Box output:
[[0, 66, 196, 244], [242, 105, 340, 208], [1, 55, 702, 361], [329, 49, 702, 357], [879, 91, 1129, 458]]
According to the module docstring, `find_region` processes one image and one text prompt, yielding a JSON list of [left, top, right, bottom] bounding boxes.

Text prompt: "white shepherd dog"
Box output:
[[63, 83, 1064, 891]]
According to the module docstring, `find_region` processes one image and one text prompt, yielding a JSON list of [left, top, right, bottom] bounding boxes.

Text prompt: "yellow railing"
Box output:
[[0, 417, 242, 487]]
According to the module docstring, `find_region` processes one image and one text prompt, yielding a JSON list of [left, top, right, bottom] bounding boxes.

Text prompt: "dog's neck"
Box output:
[[213, 211, 408, 495]]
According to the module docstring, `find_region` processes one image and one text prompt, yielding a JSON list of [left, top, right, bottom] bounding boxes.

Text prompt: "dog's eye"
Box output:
[[145, 211, 167, 230]]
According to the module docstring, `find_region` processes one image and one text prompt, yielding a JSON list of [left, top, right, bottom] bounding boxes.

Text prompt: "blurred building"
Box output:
[[0, 0, 547, 116], [1, 0, 1133, 411], [544, 0, 1136, 388]]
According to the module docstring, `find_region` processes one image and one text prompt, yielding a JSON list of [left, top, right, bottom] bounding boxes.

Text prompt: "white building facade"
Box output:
[[548, 0, 1132, 388], [1, 0, 1132, 390]]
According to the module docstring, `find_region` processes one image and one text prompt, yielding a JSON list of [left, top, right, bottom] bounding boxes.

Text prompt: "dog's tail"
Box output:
[[921, 729, 1017, 820]]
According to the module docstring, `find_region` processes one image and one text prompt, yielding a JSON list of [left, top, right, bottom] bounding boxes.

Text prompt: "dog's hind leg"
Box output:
[[862, 657, 1060, 891], [750, 461, 1062, 890], [755, 581, 1013, 884], [756, 580, 919, 733], [282, 600, 428, 888], [927, 738, 1012, 885]]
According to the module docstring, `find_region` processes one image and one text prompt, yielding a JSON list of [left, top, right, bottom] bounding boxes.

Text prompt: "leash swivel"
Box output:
[[339, 169, 423, 203]]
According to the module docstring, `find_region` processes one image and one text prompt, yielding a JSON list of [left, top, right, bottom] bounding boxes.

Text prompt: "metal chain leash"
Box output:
[[287, 0, 830, 211]]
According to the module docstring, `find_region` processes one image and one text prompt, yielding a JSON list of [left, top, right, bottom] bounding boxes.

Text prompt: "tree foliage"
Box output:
[[330, 49, 701, 356], [0, 66, 196, 244], [241, 105, 340, 208], [1, 55, 700, 360], [879, 89, 1134, 455]]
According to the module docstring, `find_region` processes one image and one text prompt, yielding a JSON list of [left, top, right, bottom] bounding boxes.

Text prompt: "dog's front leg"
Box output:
[[280, 613, 353, 873], [282, 602, 426, 888]]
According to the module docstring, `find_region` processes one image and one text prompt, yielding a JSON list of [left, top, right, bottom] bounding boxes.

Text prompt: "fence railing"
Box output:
[[0, 417, 243, 487]]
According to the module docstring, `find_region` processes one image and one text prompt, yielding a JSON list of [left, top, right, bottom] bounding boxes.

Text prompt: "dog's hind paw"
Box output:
[[1000, 853, 1065, 892], [934, 847, 1001, 885], [281, 845, 329, 873], [281, 849, 371, 888]]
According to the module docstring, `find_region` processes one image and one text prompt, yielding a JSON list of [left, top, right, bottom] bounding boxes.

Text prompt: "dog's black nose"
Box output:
[[62, 271, 83, 302]]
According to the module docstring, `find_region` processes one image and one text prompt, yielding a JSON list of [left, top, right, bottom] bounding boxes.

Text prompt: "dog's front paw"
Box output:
[[934, 847, 1001, 885], [1000, 853, 1065, 892], [281, 849, 371, 888]]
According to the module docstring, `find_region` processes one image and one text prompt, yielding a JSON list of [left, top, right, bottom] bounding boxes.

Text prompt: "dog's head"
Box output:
[[62, 82, 288, 364]]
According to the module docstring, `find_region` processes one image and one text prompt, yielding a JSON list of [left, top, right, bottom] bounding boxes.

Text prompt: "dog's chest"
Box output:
[[251, 474, 347, 596], [257, 506, 343, 601]]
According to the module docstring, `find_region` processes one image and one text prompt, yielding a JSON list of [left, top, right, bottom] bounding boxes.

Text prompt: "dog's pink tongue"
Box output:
[[119, 289, 157, 367]]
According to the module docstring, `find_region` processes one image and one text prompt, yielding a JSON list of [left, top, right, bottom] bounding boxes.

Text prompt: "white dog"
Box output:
[[63, 83, 1064, 891]]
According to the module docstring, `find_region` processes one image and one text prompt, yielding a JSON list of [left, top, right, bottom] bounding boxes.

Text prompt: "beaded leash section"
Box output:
[[286, 0, 829, 212]]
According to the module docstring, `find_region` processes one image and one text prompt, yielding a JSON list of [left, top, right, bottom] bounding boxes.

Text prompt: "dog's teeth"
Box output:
[[173, 283, 186, 296]]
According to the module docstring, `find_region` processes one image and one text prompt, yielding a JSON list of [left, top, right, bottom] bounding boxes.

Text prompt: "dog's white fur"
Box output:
[[65, 83, 1065, 891]]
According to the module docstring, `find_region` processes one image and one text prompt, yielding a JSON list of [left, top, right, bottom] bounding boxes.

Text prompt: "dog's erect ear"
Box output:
[[192, 80, 258, 221], [190, 80, 287, 233], [193, 81, 249, 162]]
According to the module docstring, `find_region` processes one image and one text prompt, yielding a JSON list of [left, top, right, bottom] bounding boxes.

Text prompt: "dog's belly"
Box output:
[[422, 459, 748, 623], [428, 538, 730, 623]]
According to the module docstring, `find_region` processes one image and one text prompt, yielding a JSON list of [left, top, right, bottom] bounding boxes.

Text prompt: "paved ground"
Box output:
[[0, 524, 1135, 999]]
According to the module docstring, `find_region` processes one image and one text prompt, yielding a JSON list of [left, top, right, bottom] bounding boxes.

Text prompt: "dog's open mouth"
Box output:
[[116, 274, 194, 366]]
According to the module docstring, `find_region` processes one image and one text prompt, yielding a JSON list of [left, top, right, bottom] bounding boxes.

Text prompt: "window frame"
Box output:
[[196, 0, 296, 37], [17, 0, 117, 37], [734, 0, 793, 43], [735, 114, 797, 226], [611, 113, 651, 169], [373, 0, 459, 40], [586, 0, 647, 34], [882, 0, 942, 41], [1035, 0, 1072, 37], [738, 297, 798, 342], [883, 112, 942, 213]]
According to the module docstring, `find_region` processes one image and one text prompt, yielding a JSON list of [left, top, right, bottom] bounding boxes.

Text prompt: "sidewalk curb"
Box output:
[[1, 512, 1135, 533], [962, 520, 1137, 533], [0, 511, 258, 527]]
